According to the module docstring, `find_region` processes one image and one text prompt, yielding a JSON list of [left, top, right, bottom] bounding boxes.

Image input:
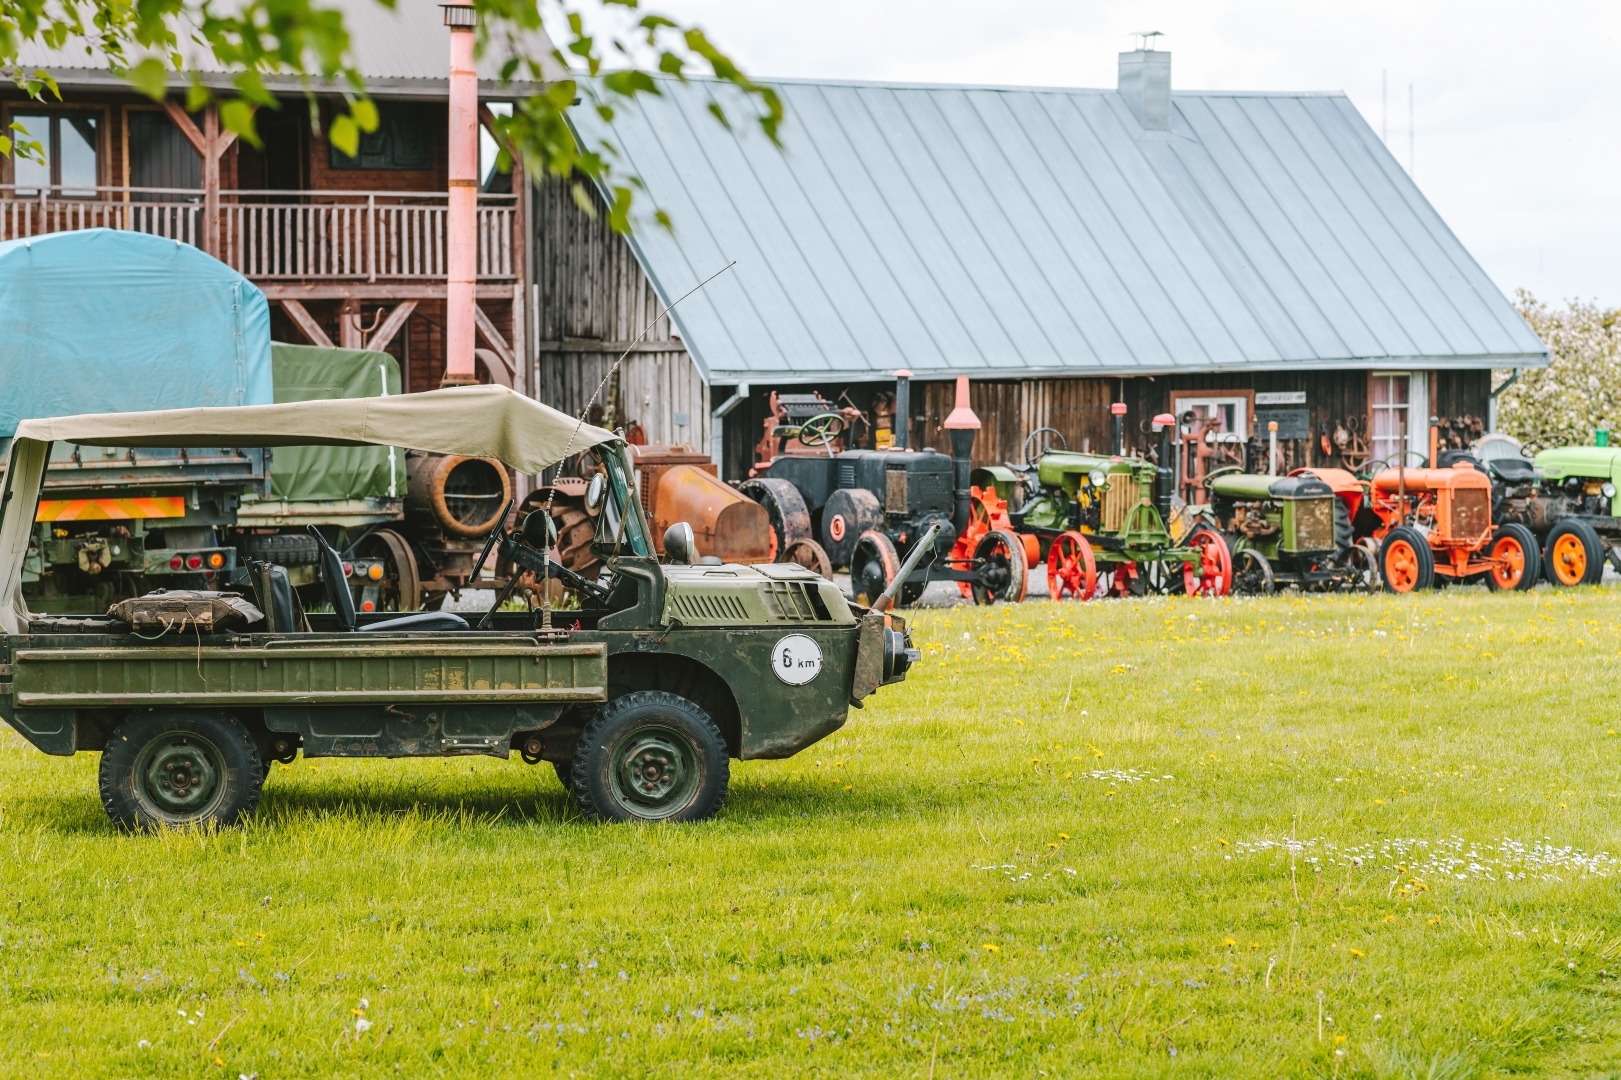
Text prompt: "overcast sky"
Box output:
[[604, 0, 1620, 308]]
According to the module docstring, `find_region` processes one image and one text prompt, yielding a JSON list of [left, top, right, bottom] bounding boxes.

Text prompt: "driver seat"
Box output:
[[307, 527, 470, 633]]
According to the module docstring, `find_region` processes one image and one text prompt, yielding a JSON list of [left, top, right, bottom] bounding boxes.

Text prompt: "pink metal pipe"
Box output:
[[443, 2, 479, 384]]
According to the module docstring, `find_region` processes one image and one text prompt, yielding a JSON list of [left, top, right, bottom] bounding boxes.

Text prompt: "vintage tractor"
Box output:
[[1363, 457, 1538, 593], [1201, 467, 1378, 593], [750, 374, 1021, 606], [971, 407, 1233, 599], [1472, 431, 1621, 586]]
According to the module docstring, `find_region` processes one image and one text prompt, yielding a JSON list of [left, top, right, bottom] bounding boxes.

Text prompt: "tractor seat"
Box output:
[[307, 527, 469, 633]]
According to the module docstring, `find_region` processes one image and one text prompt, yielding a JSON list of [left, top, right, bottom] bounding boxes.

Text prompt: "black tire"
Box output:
[[1233, 548, 1276, 595], [552, 758, 574, 792], [1379, 526, 1434, 593], [1543, 518, 1606, 587], [1484, 522, 1540, 592], [819, 488, 883, 569], [570, 692, 729, 823], [99, 710, 263, 831], [738, 478, 815, 561], [238, 532, 320, 568]]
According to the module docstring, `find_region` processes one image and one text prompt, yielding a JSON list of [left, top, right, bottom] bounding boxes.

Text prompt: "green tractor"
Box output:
[[974, 409, 1232, 599], [1529, 441, 1621, 586], [1200, 467, 1379, 594]]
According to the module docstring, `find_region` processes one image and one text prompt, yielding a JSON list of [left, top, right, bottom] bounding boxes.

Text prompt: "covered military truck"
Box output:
[[0, 387, 919, 827], [0, 229, 274, 612]]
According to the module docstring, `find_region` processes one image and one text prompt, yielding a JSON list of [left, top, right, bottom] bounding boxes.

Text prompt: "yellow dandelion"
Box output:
[[1217, 838, 1230, 847], [1349, 948, 1365, 958], [1334, 1034, 1347, 1044], [1374, 798, 1386, 806], [1382, 915, 1396, 924], [1223, 936, 1237, 947], [1428, 916, 1442, 925], [1058, 833, 1070, 840], [983, 943, 1000, 952], [1047, 842, 1060, 850], [843, 785, 852, 792]]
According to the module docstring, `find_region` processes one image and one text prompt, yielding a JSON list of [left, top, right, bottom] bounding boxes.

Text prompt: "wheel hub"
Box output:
[[137, 736, 223, 817], [613, 728, 697, 813]]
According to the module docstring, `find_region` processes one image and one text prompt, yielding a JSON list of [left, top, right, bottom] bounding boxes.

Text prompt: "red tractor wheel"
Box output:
[[1379, 526, 1434, 593], [1182, 527, 1233, 597], [954, 486, 1011, 599], [971, 529, 1029, 605], [1485, 523, 1538, 592], [1046, 530, 1098, 601]]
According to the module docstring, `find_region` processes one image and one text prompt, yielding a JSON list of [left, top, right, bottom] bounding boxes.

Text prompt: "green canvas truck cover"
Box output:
[[267, 344, 404, 503]]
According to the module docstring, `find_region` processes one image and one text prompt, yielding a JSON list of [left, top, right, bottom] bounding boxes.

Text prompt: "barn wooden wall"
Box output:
[[531, 176, 707, 449]]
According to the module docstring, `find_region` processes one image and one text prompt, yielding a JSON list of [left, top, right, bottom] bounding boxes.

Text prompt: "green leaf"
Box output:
[[569, 182, 598, 219], [351, 97, 379, 133], [607, 185, 633, 234], [0, 135, 11, 157], [185, 81, 210, 112], [219, 99, 260, 148], [654, 209, 672, 232], [127, 57, 168, 99], [707, 101, 730, 130], [330, 113, 359, 157]]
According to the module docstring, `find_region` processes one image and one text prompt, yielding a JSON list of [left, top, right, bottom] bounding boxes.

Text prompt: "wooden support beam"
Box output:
[[367, 301, 418, 354], [162, 100, 207, 156], [279, 299, 334, 348], [257, 283, 519, 301], [473, 304, 514, 373], [337, 298, 364, 349]]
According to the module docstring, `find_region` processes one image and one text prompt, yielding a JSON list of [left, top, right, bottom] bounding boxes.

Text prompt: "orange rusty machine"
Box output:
[[1367, 458, 1538, 593], [631, 444, 833, 575]]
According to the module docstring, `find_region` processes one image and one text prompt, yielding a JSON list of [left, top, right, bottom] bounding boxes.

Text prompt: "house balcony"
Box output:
[[0, 186, 518, 283]]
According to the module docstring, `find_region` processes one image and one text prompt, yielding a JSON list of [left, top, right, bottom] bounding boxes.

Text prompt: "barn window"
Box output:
[[329, 103, 433, 170], [1370, 372, 1428, 467]]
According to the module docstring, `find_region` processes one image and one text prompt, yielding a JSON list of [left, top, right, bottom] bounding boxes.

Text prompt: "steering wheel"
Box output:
[[798, 412, 847, 448], [1357, 451, 1430, 479], [1201, 464, 1245, 490], [1022, 427, 1068, 466]]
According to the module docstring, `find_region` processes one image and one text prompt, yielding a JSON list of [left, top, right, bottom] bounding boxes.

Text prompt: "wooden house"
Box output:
[[2, 0, 564, 394]]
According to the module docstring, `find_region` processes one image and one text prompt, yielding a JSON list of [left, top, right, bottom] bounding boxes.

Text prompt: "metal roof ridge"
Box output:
[[579, 71, 1349, 99]]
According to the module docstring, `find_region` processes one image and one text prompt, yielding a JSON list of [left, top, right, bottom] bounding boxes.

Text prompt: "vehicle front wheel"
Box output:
[[570, 692, 729, 823], [99, 710, 263, 830]]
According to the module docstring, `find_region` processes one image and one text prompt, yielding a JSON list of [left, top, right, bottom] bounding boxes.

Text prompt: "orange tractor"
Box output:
[[1365, 458, 1538, 593]]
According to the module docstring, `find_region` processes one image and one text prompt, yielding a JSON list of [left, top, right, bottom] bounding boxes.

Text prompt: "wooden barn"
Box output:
[[550, 46, 1547, 489]]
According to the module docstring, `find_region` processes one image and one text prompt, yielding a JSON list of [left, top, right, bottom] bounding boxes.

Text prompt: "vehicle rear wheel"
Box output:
[[740, 478, 818, 562], [815, 487, 881, 570], [1232, 548, 1276, 595], [1046, 530, 1098, 601], [1543, 518, 1605, 587], [1379, 526, 1434, 593], [851, 530, 901, 607], [972, 529, 1028, 604], [99, 710, 263, 830], [1485, 523, 1539, 591], [571, 692, 729, 822], [1347, 538, 1381, 592], [352, 528, 421, 611]]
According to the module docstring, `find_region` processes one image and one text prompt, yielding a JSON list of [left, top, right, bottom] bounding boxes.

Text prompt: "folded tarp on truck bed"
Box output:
[[0, 229, 272, 437], [267, 343, 404, 502]]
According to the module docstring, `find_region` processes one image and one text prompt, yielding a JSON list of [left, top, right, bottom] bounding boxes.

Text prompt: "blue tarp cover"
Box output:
[[0, 228, 272, 436]]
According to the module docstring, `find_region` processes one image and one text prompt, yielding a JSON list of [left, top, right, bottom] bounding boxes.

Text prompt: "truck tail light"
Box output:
[[208, 553, 225, 569], [169, 556, 183, 570], [368, 563, 384, 580], [185, 555, 202, 570]]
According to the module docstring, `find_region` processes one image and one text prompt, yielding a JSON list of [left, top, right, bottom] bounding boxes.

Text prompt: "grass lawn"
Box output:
[[3, 587, 1621, 1077]]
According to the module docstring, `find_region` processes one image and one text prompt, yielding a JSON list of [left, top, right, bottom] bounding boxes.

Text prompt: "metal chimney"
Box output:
[[893, 369, 912, 450], [442, 1, 479, 385], [941, 376, 980, 534], [1118, 39, 1171, 132]]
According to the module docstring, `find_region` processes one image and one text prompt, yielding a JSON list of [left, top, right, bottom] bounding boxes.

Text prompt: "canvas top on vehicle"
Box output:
[[2, 385, 615, 635]]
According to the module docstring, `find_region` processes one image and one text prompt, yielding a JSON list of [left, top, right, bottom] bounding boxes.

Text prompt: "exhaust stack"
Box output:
[[442, 2, 479, 386], [1110, 402, 1128, 456], [1152, 413, 1176, 523], [942, 375, 980, 533], [893, 370, 912, 450]]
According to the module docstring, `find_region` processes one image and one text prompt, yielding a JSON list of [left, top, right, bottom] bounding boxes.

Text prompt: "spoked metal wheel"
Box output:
[[780, 537, 833, 579], [1046, 530, 1098, 600], [1232, 548, 1276, 595], [1182, 527, 1233, 597], [352, 528, 421, 612], [1344, 538, 1381, 592]]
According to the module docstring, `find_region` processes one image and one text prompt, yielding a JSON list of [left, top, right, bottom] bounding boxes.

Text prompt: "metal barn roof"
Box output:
[[13, 0, 567, 97], [573, 75, 1548, 384]]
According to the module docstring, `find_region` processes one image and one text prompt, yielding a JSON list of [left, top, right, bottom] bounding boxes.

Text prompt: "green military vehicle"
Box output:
[[0, 387, 919, 828]]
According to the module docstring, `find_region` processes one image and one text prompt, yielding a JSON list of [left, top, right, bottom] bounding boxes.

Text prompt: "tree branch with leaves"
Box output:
[[0, 0, 779, 231]]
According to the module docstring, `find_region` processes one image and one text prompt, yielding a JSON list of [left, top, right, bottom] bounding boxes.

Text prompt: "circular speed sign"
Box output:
[[771, 634, 824, 685]]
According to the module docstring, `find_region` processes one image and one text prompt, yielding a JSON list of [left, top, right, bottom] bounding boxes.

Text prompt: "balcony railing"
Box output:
[[0, 186, 516, 281]]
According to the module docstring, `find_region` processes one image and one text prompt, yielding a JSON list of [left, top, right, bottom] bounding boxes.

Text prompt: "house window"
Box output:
[[1172, 394, 1251, 440], [329, 104, 432, 170], [10, 112, 100, 196], [1370, 372, 1428, 467]]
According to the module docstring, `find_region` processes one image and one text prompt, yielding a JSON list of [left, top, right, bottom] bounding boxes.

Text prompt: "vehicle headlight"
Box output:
[[1089, 469, 1108, 487], [1603, 482, 1617, 499]]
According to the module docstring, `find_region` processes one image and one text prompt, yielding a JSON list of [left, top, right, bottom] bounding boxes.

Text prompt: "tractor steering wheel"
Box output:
[[1022, 427, 1068, 466], [1201, 464, 1245, 490], [1358, 450, 1430, 479], [798, 412, 847, 448]]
